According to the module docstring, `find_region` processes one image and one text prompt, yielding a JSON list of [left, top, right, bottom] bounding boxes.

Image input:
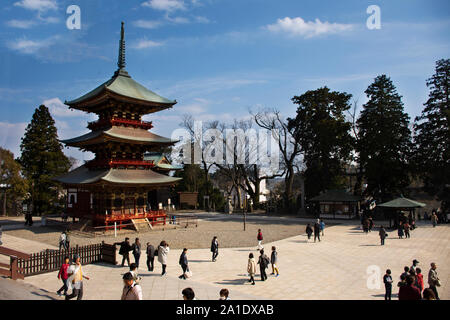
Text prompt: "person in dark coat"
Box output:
[[211, 236, 219, 262], [363, 219, 369, 233], [178, 248, 189, 280], [313, 220, 321, 242], [397, 222, 404, 239], [383, 269, 393, 300], [131, 238, 142, 268], [368, 217, 374, 232], [115, 237, 133, 267], [379, 226, 387, 245], [306, 224, 313, 241], [146, 242, 155, 272], [257, 249, 269, 281]]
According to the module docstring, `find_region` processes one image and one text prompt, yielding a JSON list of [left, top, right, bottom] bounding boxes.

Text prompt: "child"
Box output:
[[247, 253, 256, 285], [270, 246, 280, 276], [383, 269, 393, 300], [257, 229, 263, 250]]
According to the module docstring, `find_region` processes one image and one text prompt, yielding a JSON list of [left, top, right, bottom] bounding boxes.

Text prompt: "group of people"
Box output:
[[56, 254, 90, 300], [383, 259, 441, 300], [305, 219, 325, 242], [247, 244, 280, 285], [58, 230, 71, 250]]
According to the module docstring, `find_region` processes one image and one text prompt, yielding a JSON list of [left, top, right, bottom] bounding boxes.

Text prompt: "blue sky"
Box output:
[[0, 0, 449, 161]]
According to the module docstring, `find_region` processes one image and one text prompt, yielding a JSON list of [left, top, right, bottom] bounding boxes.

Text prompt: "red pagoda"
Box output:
[[55, 22, 181, 229]]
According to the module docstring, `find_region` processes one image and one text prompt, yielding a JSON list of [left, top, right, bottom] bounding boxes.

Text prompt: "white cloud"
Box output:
[[44, 97, 85, 118], [194, 16, 210, 24], [142, 0, 186, 12], [14, 0, 58, 12], [132, 39, 164, 49], [6, 36, 57, 54], [165, 15, 190, 24], [133, 19, 163, 29], [0, 122, 27, 157], [6, 19, 36, 29], [266, 17, 353, 38]]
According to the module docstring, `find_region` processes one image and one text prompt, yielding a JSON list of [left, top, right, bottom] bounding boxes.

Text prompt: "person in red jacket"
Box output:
[[57, 256, 70, 296], [398, 275, 421, 300], [415, 268, 424, 293], [257, 229, 263, 250]]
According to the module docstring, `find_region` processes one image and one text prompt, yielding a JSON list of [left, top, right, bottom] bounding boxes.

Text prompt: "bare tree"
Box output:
[[252, 109, 303, 209]]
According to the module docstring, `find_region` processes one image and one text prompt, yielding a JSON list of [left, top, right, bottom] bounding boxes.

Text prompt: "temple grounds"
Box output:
[[1, 213, 448, 300]]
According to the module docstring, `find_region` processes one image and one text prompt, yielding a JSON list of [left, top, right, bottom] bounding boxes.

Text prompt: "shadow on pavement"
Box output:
[[214, 278, 248, 286]]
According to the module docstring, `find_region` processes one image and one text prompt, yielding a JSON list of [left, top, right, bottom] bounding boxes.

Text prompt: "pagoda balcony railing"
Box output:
[[85, 159, 155, 169], [87, 117, 153, 130]]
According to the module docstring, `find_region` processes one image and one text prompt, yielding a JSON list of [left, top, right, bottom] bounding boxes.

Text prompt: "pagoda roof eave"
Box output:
[[60, 127, 178, 147], [54, 165, 182, 186], [65, 72, 177, 111]]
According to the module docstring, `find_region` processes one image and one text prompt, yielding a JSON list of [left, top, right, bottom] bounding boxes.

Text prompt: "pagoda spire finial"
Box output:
[[117, 21, 126, 70]]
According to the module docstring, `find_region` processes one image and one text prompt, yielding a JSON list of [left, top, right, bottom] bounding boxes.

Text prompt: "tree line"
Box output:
[[0, 59, 448, 216]]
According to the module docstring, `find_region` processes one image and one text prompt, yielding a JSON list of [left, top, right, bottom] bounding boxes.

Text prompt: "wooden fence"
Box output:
[[0, 246, 30, 280], [15, 241, 116, 278]]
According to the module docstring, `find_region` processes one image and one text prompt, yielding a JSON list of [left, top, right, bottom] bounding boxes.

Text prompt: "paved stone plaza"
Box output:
[[1, 217, 449, 300]]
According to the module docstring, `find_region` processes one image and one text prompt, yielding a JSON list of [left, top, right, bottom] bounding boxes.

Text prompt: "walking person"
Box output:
[[403, 222, 411, 238], [257, 229, 263, 250], [306, 224, 313, 241], [121, 272, 143, 300], [178, 248, 189, 280], [313, 220, 321, 242], [270, 246, 280, 276], [132, 238, 142, 268], [65, 230, 70, 250], [368, 217, 374, 232], [247, 253, 256, 285], [211, 236, 219, 262], [115, 237, 133, 267], [363, 218, 369, 234], [379, 226, 387, 245], [416, 268, 424, 293], [319, 219, 325, 236], [59, 231, 66, 251], [431, 212, 438, 227], [158, 241, 170, 276], [146, 242, 155, 272], [56, 256, 70, 296], [428, 262, 440, 300], [383, 269, 393, 300], [397, 222, 404, 239], [65, 254, 90, 300], [257, 249, 269, 281]]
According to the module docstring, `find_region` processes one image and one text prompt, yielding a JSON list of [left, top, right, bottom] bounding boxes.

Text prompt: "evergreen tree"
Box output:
[[357, 75, 412, 200], [288, 87, 354, 198], [413, 59, 450, 210], [0, 147, 29, 215], [19, 105, 70, 216]]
